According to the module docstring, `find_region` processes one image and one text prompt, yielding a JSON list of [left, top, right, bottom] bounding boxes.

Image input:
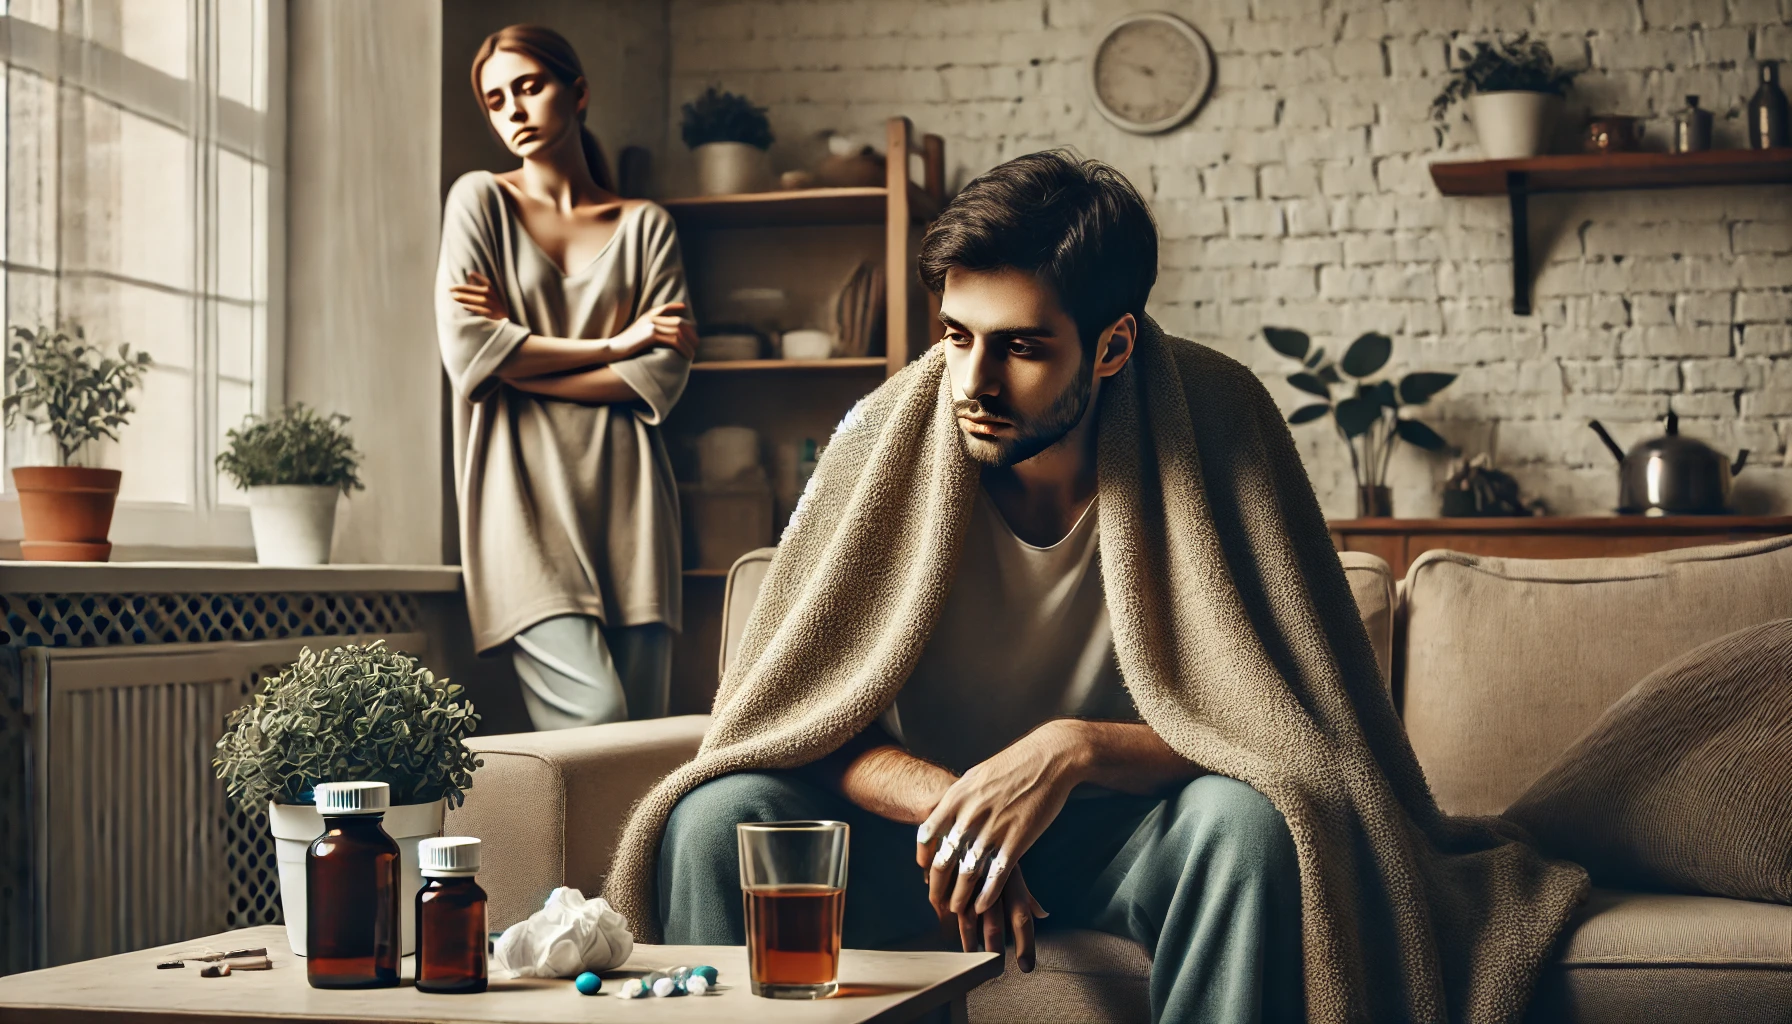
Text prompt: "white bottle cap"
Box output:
[[419, 836, 481, 877], [314, 781, 390, 815]]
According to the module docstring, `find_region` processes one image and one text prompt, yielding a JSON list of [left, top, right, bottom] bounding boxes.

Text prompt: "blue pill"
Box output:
[[574, 971, 601, 995], [692, 964, 719, 985]]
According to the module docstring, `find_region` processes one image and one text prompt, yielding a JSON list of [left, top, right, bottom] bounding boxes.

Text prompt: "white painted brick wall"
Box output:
[[664, 0, 1792, 517]]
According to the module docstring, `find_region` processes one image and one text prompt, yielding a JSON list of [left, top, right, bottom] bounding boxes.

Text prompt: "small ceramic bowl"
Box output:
[[780, 329, 835, 360]]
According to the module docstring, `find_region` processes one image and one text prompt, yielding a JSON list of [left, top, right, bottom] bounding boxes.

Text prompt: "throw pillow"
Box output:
[[1504, 616, 1792, 904]]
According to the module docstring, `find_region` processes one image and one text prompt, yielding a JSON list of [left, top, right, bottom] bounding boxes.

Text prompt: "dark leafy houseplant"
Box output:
[[1264, 327, 1457, 511], [213, 640, 483, 808], [3, 323, 152, 466], [216, 403, 365, 492], [680, 86, 774, 149], [1431, 33, 1580, 123]]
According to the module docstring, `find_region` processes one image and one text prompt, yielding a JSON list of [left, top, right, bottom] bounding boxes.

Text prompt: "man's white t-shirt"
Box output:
[[879, 486, 1139, 775]]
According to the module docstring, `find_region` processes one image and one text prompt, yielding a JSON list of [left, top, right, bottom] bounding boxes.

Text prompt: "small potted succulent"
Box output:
[[213, 640, 482, 957], [2, 323, 152, 561], [1431, 33, 1580, 159], [680, 85, 775, 195], [1264, 327, 1457, 518], [216, 404, 364, 566]]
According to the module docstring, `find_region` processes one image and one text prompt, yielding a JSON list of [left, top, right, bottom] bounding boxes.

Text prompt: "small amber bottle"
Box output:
[[307, 781, 401, 989], [416, 837, 488, 993]]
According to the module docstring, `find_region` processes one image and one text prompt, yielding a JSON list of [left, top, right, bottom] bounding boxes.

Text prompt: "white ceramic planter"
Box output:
[[247, 485, 339, 566], [695, 141, 769, 195], [268, 798, 445, 957], [1468, 91, 1561, 160]]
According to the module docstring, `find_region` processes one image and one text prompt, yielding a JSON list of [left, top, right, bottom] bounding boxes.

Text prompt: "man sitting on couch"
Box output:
[[601, 151, 1586, 1024]]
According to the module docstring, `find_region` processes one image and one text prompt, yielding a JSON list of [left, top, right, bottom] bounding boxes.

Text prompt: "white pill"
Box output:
[[687, 976, 710, 995], [652, 976, 676, 997]]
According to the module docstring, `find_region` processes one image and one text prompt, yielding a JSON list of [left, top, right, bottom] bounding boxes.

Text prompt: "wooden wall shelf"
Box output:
[[1330, 513, 1792, 579], [661, 184, 942, 230], [1429, 148, 1792, 315]]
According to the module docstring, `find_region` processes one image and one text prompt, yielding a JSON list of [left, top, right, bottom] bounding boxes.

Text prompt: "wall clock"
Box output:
[[1089, 11, 1215, 135]]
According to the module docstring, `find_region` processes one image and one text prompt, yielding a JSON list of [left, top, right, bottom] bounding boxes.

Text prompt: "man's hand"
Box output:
[[915, 720, 1088, 968], [958, 864, 1049, 971]]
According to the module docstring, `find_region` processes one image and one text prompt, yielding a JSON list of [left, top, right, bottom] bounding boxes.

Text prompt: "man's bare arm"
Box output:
[[808, 722, 956, 825], [1056, 718, 1205, 795]]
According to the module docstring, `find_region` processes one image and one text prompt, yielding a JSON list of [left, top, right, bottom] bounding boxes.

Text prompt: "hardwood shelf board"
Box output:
[[1430, 147, 1792, 196], [661, 184, 940, 229], [690, 357, 887, 373]]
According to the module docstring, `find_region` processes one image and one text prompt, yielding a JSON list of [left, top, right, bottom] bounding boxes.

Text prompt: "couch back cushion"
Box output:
[[719, 547, 1396, 691], [1399, 535, 1792, 817]]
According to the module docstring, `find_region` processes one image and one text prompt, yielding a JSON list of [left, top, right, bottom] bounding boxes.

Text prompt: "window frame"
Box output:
[[0, 0, 287, 556]]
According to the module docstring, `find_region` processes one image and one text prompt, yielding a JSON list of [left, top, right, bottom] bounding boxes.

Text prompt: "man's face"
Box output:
[[938, 267, 1095, 468]]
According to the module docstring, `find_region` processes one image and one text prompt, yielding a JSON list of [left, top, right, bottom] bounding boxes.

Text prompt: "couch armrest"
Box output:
[[446, 714, 710, 928]]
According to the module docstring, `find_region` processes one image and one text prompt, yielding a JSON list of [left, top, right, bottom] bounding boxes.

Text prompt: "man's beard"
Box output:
[[954, 360, 1093, 468]]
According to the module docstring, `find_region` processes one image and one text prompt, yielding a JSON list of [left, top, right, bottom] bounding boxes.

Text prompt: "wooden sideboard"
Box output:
[[1329, 515, 1792, 579]]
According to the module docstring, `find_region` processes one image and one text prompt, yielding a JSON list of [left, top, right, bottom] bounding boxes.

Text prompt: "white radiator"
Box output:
[[24, 632, 425, 967]]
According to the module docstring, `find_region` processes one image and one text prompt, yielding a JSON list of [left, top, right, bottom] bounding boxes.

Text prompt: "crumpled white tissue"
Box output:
[[492, 886, 634, 978]]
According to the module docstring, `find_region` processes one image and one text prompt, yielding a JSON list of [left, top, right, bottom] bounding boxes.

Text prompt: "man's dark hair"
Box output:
[[918, 150, 1158, 355]]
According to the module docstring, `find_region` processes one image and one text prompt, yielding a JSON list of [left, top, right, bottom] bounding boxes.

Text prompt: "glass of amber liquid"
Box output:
[[737, 820, 849, 999]]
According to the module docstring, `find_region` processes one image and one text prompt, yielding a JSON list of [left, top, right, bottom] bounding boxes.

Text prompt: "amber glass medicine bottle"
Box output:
[[307, 781, 400, 989], [416, 836, 488, 993]]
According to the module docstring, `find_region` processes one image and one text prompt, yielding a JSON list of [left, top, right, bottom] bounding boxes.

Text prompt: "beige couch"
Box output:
[[449, 536, 1792, 1023]]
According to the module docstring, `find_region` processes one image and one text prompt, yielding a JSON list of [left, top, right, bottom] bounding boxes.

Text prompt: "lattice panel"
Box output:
[[1, 654, 30, 976], [223, 668, 285, 931], [0, 592, 422, 649]]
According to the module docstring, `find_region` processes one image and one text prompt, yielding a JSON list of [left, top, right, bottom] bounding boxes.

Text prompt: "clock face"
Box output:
[[1091, 13, 1214, 134]]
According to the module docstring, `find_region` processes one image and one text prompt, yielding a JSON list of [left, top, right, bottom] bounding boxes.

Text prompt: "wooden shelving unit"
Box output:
[[662, 116, 946, 711], [1429, 148, 1792, 315]]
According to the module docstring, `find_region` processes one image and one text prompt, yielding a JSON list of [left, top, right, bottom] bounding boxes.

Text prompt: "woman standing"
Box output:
[[437, 24, 695, 729]]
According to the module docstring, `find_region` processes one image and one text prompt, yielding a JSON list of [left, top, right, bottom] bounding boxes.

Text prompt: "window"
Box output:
[[0, 0, 285, 554]]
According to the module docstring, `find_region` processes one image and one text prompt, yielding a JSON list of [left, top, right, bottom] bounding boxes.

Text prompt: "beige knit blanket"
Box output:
[[604, 317, 1588, 1022]]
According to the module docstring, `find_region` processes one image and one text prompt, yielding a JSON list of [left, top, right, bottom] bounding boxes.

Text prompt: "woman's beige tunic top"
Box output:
[[436, 170, 690, 653]]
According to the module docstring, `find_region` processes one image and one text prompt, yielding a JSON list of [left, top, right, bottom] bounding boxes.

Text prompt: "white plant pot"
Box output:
[[1468, 91, 1561, 160], [694, 141, 769, 195], [247, 485, 339, 566], [268, 798, 445, 957]]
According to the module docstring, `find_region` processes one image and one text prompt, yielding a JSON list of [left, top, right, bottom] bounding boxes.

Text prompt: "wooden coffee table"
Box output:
[[0, 925, 1001, 1023]]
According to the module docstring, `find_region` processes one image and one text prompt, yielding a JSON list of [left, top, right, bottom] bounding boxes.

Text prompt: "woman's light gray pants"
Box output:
[[511, 614, 672, 729]]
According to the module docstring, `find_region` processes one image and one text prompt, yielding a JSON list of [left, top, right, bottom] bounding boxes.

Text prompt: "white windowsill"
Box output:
[[0, 561, 463, 594]]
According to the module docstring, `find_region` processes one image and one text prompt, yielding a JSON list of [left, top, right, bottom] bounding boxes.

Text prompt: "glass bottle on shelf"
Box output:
[[306, 781, 401, 989], [1747, 62, 1789, 149]]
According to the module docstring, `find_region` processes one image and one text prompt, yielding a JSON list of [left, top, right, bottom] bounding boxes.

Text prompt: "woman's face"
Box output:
[[479, 49, 585, 159]]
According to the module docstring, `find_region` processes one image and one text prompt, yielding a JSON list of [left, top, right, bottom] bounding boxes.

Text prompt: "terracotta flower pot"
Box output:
[[12, 466, 122, 561]]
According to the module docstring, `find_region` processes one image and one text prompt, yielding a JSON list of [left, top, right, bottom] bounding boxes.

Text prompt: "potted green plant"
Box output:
[[213, 640, 481, 958], [2, 323, 152, 561], [216, 404, 364, 566], [1264, 327, 1457, 518], [1431, 33, 1580, 159], [680, 85, 775, 195]]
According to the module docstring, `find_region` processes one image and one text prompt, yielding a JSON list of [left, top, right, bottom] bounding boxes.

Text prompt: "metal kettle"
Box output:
[[1588, 412, 1748, 515]]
